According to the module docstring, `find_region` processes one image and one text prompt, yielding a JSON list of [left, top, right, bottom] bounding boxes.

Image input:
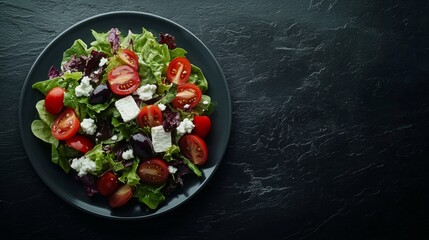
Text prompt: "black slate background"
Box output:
[[1, 0, 429, 239]]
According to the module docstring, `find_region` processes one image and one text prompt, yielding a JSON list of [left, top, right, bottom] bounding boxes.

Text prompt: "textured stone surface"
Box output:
[[1, 0, 429, 239]]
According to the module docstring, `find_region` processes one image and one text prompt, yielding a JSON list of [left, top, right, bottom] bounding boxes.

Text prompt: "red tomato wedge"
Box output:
[[118, 49, 139, 70], [138, 158, 169, 184], [45, 87, 65, 115], [65, 134, 94, 153], [166, 57, 191, 84], [192, 116, 212, 138], [137, 105, 163, 128], [51, 108, 80, 140], [107, 65, 140, 96], [172, 83, 202, 110], [179, 134, 208, 165], [97, 171, 119, 197], [109, 185, 133, 208]]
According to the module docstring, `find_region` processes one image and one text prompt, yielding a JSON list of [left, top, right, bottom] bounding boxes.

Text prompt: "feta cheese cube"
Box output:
[[99, 57, 108, 67], [168, 166, 178, 174], [115, 95, 140, 122], [81, 118, 97, 135], [122, 149, 134, 160], [157, 103, 166, 111], [134, 84, 157, 101], [75, 76, 94, 97], [176, 118, 195, 135], [151, 125, 172, 153], [70, 156, 96, 177]]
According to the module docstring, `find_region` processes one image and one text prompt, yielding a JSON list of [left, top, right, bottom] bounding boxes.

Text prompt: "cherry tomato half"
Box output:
[[137, 105, 163, 128], [45, 87, 65, 115], [179, 134, 208, 165], [108, 185, 133, 208], [138, 158, 169, 185], [192, 116, 212, 138], [97, 171, 119, 197], [51, 108, 80, 140], [172, 83, 202, 110], [107, 65, 140, 96], [118, 49, 139, 70], [166, 57, 191, 84], [65, 134, 94, 153]]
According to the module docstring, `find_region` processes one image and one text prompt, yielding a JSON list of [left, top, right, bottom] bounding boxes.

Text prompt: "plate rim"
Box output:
[[19, 11, 231, 220]]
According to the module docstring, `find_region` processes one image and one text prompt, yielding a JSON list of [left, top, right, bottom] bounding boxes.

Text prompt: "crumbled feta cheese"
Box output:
[[115, 95, 140, 122], [81, 118, 97, 135], [99, 57, 108, 67], [151, 125, 172, 153], [203, 100, 209, 105], [176, 118, 195, 135], [168, 166, 178, 174], [134, 84, 157, 101], [157, 103, 166, 111], [75, 76, 94, 97], [93, 69, 100, 74], [122, 149, 134, 160], [110, 135, 118, 141], [70, 156, 96, 177], [183, 104, 190, 109]]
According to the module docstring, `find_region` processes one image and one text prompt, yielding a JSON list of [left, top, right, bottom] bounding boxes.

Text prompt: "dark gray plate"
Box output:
[[19, 11, 231, 220]]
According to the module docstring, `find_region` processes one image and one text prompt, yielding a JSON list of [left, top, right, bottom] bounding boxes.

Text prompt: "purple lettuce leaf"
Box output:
[[162, 160, 192, 196], [74, 173, 99, 197], [48, 65, 61, 79], [108, 28, 121, 54], [162, 111, 181, 132], [85, 50, 108, 82], [159, 33, 177, 50], [62, 54, 87, 73]]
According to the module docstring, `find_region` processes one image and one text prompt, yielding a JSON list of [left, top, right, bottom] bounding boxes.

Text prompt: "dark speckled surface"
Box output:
[[1, 0, 429, 239]]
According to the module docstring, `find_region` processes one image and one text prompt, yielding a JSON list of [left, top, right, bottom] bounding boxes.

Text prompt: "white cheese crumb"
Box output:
[[122, 149, 134, 160], [75, 76, 94, 97], [157, 103, 166, 111], [110, 135, 118, 141], [203, 100, 209, 105], [168, 166, 178, 174], [183, 104, 190, 109], [70, 156, 96, 177], [99, 57, 108, 67], [151, 125, 172, 153], [134, 84, 157, 101], [114, 95, 140, 122], [80, 118, 97, 135], [176, 118, 195, 135]]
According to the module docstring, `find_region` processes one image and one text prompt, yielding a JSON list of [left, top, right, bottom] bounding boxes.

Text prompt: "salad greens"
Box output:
[[31, 27, 214, 210]]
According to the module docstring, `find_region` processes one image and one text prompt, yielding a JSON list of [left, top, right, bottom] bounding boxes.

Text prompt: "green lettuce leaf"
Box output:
[[135, 184, 166, 210], [31, 120, 58, 147], [193, 95, 214, 116], [118, 159, 140, 186], [169, 48, 187, 59], [35, 100, 55, 127], [90, 30, 112, 56], [62, 39, 89, 65], [188, 64, 208, 93]]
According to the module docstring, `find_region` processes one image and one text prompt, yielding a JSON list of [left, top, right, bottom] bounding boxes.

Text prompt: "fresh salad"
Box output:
[[31, 27, 214, 210]]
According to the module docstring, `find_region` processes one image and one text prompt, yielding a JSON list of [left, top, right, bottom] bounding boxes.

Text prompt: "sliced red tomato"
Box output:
[[179, 134, 208, 165], [97, 171, 119, 197], [137, 105, 163, 128], [51, 108, 80, 140], [166, 57, 191, 84], [138, 158, 169, 184], [108, 185, 133, 208], [118, 49, 139, 70], [192, 116, 212, 138], [45, 87, 65, 115], [172, 83, 202, 110], [65, 134, 94, 153], [107, 65, 140, 96]]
